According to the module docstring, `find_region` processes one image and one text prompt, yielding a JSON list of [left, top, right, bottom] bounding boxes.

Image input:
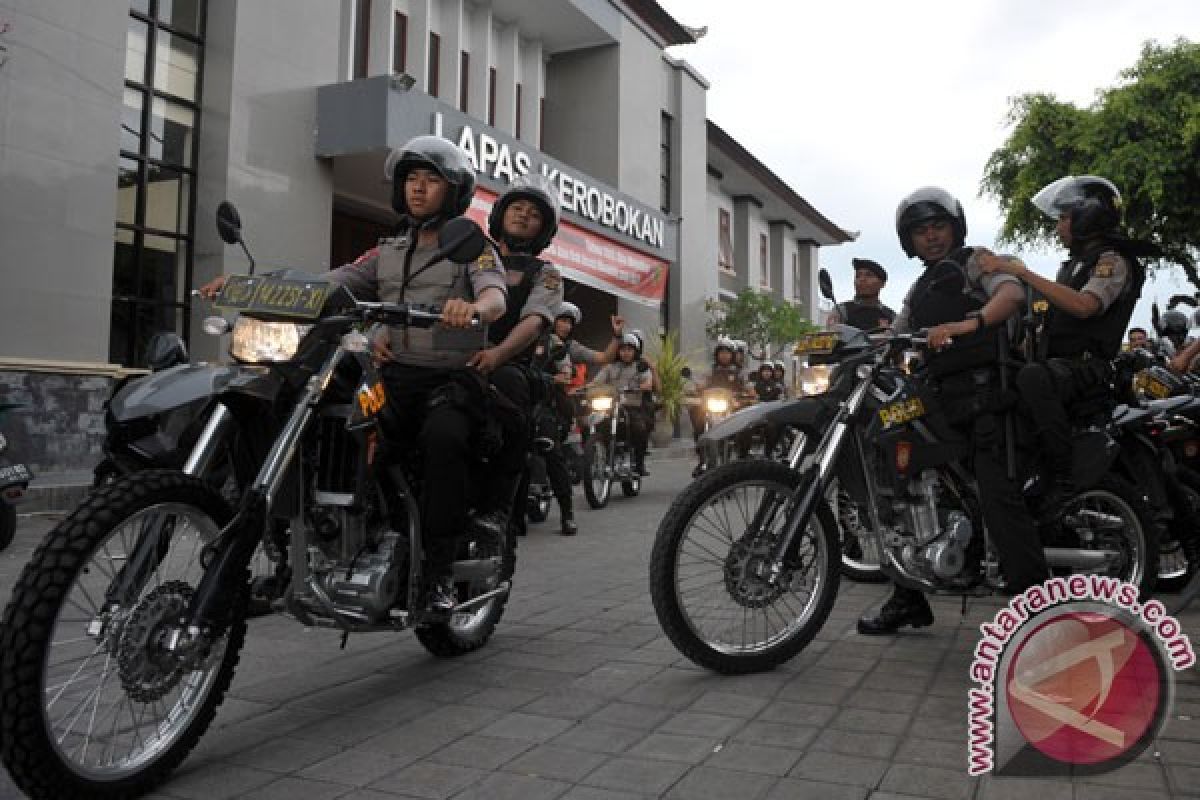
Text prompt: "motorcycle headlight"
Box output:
[[705, 396, 729, 414], [591, 396, 614, 413], [229, 318, 312, 363]]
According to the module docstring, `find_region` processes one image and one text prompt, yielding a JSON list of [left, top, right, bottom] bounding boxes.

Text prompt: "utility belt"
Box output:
[[932, 366, 1018, 426]]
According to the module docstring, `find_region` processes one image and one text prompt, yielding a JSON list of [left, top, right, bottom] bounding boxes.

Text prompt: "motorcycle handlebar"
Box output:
[[358, 302, 481, 329]]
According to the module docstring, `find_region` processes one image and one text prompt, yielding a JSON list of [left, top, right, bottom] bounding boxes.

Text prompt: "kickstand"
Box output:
[[960, 595, 968, 618], [340, 630, 349, 650]]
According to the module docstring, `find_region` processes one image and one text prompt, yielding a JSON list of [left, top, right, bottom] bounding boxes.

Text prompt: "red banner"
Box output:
[[467, 188, 669, 308]]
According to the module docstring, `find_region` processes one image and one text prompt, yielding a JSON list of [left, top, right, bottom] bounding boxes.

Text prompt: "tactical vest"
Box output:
[[487, 253, 542, 349], [907, 247, 996, 377], [754, 377, 783, 402], [837, 300, 896, 331], [1044, 243, 1146, 360], [708, 364, 743, 392]]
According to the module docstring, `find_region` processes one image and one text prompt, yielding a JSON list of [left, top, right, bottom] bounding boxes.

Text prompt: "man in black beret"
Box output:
[[827, 258, 896, 330]]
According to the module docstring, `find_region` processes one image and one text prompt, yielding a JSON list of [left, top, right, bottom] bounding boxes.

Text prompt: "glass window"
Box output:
[[156, 0, 204, 37], [140, 237, 189, 304], [131, 0, 151, 15], [117, 158, 141, 227], [120, 88, 144, 154], [153, 30, 200, 101], [759, 234, 769, 286], [148, 97, 195, 166], [125, 17, 149, 84], [143, 165, 191, 235], [718, 209, 733, 271]]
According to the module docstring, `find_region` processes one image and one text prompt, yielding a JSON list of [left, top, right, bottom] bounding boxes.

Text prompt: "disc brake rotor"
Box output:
[[117, 581, 194, 703], [724, 536, 788, 609]]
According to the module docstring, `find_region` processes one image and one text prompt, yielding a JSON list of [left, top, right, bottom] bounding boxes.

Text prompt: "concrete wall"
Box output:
[[0, 0, 127, 365], [189, 0, 341, 362], [669, 58, 710, 366], [542, 44, 619, 185]]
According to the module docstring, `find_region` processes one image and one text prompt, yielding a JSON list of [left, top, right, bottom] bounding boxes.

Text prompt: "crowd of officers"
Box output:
[[198, 134, 1165, 626]]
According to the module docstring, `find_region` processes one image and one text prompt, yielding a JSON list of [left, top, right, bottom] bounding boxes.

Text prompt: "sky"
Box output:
[[656, 0, 1200, 334]]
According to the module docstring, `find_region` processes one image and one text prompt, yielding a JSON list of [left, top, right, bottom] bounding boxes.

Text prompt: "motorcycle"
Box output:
[[649, 269, 1156, 674], [581, 385, 643, 508], [0, 402, 33, 552], [0, 205, 518, 800]]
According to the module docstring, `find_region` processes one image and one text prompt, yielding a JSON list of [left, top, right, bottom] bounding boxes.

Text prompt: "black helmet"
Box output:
[[1031, 175, 1121, 241], [895, 187, 967, 258], [487, 174, 561, 255], [1162, 309, 1189, 336], [384, 135, 476, 221]]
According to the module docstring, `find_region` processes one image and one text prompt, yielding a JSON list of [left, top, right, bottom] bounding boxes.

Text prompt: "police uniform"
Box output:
[[1015, 243, 1144, 504], [895, 247, 1050, 594], [485, 255, 565, 531], [832, 299, 896, 330], [593, 360, 653, 469], [328, 229, 507, 576]]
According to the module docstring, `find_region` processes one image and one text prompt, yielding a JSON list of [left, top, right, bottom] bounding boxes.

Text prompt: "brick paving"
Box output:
[[1, 458, 1197, 799]]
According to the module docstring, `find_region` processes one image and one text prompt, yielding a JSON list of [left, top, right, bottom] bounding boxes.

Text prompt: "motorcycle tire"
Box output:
[[0, 471, 248, 800], [621, 478, 641, 497], [0, 501, 14, 551], [415, 527, 517, 658], [827, 479, 887, 584], [527, 494, 551, 524], [649, 460, 840, 674], [583, 439, 611, 509], [1158, 483, 1200, 593], [1057, 475, 1158, 599]]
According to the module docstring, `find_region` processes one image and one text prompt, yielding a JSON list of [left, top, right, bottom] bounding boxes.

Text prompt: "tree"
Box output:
[[704, 288, 818, 359], [981, 38, 1200, 285]]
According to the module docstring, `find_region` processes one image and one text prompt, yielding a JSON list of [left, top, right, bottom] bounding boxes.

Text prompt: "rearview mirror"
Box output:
[[216, 201, 243, 246], [1151, 303, 1162, 335], [438, 218, 487, 264], [144, 332, 188, 371], [817, 269, 835, 303]]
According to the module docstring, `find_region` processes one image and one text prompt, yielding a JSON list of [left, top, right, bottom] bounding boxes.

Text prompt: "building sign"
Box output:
[[434, 112, 667, 252], [466, 188, 668, 308]]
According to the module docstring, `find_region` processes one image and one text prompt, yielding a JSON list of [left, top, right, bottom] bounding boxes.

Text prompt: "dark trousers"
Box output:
[[1015, 357, 1111, 480], [626, 407, 651, 466], [488, 364, 535, 511], [381, 365, 478, 577]]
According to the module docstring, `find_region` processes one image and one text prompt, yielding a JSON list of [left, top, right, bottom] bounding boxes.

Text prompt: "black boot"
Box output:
[[470, 509, 509, 543], [558, 496, 578, 536], [857, 586, 934, 635]]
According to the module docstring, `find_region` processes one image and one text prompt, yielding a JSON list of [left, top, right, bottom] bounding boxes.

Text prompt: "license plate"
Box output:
[[0, 463, 32, 484], [794, 332, 838, 355], [1134, 371, 1170, 399], [216, 275, 332, 320], [879, 397, 926, 428]]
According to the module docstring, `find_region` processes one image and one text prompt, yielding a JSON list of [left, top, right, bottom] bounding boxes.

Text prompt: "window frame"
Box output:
[[717, 208, 735, 275], [393, 11, 407, 74]]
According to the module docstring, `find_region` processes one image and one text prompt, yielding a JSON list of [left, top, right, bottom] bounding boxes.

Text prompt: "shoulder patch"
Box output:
[[1094, 257, 1116, 278], [473, 250, 499, 272]]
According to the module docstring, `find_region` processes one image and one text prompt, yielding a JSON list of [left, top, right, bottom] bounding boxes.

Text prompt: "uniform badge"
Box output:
[[1094, 258, 1116, 278], [543, 271, 562, 290], [474, 250, 499, 272]]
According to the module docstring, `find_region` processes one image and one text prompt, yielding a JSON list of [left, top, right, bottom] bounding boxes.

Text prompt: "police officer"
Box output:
[[858, 186, 1048, 635], [828, 258, 896, 329], [1127, 326, 1150, 351], [471, 175, 565, 536], [689, 337, 743, 476], [1158, 310, 1194, 358], [201, 135, 508, 617], [771, 360, 789, 398], [752, 361, 784, 402], [592, 333, 654, 476], [979, 175, 1153, 522], [553, 302, 625, 370]]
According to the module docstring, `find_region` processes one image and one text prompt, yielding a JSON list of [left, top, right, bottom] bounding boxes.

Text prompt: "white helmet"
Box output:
[[555, 302, 581, 325]]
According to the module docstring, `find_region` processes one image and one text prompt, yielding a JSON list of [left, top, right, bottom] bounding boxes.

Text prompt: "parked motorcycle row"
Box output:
[[650, 268, 1200, 674]]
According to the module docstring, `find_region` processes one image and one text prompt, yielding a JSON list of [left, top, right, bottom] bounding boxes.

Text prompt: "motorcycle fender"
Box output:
[[699, 397, 827, 445], [0, 462, 33, 501], [109, 364, 243, 422]]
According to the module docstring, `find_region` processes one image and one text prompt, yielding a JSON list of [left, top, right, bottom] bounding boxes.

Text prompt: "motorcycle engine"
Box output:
[[895, 469, 974, 582], [314, 531, 407, 622]]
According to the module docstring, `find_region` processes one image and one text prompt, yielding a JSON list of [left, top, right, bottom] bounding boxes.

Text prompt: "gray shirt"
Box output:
[[593, 360, 652, 404], [893, 249, 1021, 334], [329, 232, 507, 368]]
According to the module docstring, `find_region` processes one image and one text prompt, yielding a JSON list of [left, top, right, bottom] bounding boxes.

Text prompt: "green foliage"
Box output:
[[982, 38, 1200, 284], [704, 288, 818, 359], [651, 331, 688, 425]]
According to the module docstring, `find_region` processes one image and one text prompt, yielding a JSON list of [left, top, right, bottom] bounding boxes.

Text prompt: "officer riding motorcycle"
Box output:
[[858, 186, 1050, 635], [689, 337, 745, 477], [471, 175, 565, 536], [979, 175, 1157, 523], [591, 333, 654, 477]]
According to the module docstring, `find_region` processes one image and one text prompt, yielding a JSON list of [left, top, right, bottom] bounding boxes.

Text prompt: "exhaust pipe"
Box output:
[[1043, 547, 1119, 569]]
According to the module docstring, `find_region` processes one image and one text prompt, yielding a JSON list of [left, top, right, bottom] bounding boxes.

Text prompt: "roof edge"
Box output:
[[706, 119, 854, 244], [620, 0, 696, 46]]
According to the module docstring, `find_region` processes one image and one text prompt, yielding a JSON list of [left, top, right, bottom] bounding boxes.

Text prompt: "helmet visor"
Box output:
[[1031, 175, 1120, 220]]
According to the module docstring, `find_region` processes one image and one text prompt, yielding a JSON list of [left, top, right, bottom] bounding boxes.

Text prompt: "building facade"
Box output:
[[0, 0, 850, 489]]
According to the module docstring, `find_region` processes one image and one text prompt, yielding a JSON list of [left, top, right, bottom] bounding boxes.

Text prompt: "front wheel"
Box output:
[[0, 471, 248, 800], [583, 439, 612, 509], [649, 460, 840, 674]]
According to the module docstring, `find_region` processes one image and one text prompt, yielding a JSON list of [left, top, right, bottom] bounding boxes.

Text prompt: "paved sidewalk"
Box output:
[[1, 461, 1197, 799]]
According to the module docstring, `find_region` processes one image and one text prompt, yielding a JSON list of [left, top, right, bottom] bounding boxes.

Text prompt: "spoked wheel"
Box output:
[[0, 471, 247, 800], [827, 481, 886, 583], [649, 460, 840, 674], [1057, 476, 1157, 598], [583, 438, 612, 509]]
